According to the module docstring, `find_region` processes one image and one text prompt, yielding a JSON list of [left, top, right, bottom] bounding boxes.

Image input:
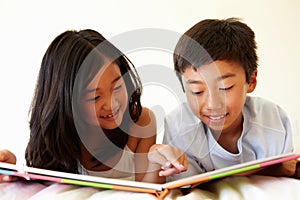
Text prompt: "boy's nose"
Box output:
[[206, 91, 225, 110]]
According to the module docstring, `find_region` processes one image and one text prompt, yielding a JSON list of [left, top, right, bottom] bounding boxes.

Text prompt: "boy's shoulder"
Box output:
[[244, 96, 287, 114], [165, 102, 200, 130], [243, 95, 290, 127]]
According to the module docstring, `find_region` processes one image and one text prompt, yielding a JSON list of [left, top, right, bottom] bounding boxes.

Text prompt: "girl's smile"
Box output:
[[99, 108, 120, 121]]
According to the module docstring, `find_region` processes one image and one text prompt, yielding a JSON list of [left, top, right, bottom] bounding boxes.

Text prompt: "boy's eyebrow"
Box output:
[[86, 76, 122, 93], [217, 73, 236, 81], [186, 79, 204, 84], [185, 73, 236, 84]]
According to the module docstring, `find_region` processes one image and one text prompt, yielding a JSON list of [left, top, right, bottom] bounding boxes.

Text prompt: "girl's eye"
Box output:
[[219, 85, 234, 91], [113, 84, 122, 91], [87, 96, 100, 101]]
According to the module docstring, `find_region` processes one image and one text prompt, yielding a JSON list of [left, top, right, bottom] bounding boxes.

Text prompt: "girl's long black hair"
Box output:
[[25, 29, 142, 173]]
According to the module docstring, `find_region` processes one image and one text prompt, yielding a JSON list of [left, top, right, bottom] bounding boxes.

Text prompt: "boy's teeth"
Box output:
[[209, 115, 225, 120]]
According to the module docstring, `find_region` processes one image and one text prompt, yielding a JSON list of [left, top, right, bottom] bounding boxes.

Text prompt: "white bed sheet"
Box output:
[[0, 175, 299, 200]]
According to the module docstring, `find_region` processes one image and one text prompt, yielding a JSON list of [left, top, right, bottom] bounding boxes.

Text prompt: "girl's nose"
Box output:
[[102, 94, 118, 111]]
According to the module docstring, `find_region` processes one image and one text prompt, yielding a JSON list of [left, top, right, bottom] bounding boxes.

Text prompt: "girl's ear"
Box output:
[[247, 70, 258, 93]]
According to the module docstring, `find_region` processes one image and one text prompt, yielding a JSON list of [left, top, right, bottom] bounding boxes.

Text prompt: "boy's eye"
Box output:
[[191, 91, 203, 95], [219, 85, 234, 91]]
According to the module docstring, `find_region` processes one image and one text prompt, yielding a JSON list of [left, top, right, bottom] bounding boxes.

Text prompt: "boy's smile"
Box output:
[[182, 60, 257, 136]]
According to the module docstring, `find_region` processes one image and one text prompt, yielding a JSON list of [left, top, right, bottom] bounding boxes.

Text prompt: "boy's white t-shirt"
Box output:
[[163, 96, 293, 181]]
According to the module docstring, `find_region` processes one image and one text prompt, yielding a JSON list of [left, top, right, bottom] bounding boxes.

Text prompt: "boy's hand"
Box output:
[[266, 159, 298, 177], [0, 149, 17, 182], [251, 159, 299, 177], [294, 161, 300, 179], [148, 144, 188, 177], [276, 159, 298, 177]]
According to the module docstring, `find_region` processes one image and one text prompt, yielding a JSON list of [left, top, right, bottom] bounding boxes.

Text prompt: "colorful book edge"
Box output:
[[0, 152, 299, 199]]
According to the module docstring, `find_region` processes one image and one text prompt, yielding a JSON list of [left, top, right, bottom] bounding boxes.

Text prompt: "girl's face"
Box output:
[[81, 61, 128, 130], [182, 60, 257, 134]]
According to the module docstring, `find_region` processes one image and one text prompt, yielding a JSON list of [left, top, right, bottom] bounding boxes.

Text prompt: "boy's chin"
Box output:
[[206, 124, 225, 134], [204, 121, 225, 130]]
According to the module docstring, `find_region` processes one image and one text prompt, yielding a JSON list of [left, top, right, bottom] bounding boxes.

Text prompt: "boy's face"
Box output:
[[182, 60, 257, 133]]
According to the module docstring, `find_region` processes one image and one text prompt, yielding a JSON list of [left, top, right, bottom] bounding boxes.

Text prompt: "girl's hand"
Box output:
[[0, 149, 16, 164], [148, 144, 188, 177], [0, 149, 17, 182]]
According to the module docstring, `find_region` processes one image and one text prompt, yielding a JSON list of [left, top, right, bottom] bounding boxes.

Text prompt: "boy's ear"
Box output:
[[247, 70, 258, 93]]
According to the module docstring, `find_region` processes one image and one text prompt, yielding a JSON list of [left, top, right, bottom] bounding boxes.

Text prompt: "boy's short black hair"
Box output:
[[174, 17, 258, 86]]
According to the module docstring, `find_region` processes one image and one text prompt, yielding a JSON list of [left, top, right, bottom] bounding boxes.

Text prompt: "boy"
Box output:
[[163, 18, 296, 180]]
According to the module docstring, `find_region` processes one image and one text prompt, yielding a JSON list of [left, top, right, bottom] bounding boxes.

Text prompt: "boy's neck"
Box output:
[[211, 114, 244, 154]]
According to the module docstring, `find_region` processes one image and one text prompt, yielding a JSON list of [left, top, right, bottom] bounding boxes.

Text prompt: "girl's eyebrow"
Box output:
[[111, 76, 122, 84], [86, 76, 122, 93]]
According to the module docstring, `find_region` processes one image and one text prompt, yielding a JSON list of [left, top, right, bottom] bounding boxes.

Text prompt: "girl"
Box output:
[[1, 29, 187, 183]]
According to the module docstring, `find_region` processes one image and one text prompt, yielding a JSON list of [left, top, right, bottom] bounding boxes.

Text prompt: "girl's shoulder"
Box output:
[[127, 106, 156, 152], [135, 106, 156, 127], [128, 106, 156, 139]]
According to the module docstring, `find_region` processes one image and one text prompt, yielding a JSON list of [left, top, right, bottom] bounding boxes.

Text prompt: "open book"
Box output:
[[0, 152, 299, 199]]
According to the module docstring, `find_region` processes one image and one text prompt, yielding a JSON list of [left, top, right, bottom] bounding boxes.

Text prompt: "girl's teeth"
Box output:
[[100, 114, 113, 118], [100, 109, 118, 118], [103, 114, 113, 118]]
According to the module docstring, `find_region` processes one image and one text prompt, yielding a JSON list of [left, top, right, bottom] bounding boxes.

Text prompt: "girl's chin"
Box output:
[[99, 118, 123, 130], [99, 122, 120, 130]]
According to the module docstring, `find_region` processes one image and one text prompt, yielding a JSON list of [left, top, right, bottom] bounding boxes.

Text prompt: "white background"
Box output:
[[0, 0, 299, 163]]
